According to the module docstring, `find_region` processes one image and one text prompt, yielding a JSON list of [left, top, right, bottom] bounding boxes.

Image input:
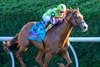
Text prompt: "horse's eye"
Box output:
[[76, 15, 79, 18], [74, 15, 78, 18]]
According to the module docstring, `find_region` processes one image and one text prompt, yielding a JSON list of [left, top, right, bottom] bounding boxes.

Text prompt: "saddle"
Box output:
[[28, 21, 47, 42]]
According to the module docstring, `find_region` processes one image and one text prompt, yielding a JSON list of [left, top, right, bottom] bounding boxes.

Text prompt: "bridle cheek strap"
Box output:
[[71, 17, 77, 26], [64, 11, 76, 24]]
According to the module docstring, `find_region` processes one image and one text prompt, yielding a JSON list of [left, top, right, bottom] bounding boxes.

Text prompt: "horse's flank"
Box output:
[[18, 22, 36, 47]]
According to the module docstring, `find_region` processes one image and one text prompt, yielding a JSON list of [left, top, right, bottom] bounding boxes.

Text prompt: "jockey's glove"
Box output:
[[51, 12, 55, 17]]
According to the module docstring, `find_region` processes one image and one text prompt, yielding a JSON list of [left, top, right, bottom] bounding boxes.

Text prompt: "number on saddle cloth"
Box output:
[[28, 21, 46, 42]]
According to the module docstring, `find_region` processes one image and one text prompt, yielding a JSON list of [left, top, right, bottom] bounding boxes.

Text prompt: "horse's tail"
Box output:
[[3, 34, 19, 52], [9, 34, 19, 51]]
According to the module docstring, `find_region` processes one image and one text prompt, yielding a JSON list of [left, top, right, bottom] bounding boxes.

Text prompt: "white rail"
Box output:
[[0, 37, 14, 41], [70, 44, 79, 67], [9, 52, 15, 67], [69, 37, 100, 42], [1, 37, 100, 42]]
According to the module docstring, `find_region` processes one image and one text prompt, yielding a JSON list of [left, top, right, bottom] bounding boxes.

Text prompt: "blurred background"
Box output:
[[0, 0, 100, 67]]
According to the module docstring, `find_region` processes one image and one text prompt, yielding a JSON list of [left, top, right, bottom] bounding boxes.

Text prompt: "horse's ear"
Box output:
[[70, 7, 74, 12], [76, 4, 79, 11], [70, 7, 73, 10]]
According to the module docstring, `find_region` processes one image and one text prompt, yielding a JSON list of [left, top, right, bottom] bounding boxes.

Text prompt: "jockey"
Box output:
[[42, 4, 67, 28]]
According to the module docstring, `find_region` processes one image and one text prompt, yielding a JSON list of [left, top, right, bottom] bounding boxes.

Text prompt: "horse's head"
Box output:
[[64, 6, 88, 32]]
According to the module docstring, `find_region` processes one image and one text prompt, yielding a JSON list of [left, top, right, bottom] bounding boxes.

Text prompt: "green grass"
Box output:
[[0, 0, 100, 67]]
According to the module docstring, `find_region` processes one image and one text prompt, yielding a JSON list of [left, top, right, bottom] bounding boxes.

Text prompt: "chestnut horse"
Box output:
[[4, 7, 88, 67]]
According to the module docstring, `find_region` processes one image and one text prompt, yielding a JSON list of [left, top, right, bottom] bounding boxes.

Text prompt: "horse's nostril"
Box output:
[[84, 26, 86, 29]]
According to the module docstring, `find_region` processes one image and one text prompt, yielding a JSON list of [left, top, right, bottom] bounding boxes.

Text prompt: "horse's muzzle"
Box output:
[[79, 20, 88, 32]]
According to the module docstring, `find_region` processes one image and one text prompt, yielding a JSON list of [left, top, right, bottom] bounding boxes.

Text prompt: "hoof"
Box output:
[[66, 61, 72, 67], [57, 63, 65, 67]]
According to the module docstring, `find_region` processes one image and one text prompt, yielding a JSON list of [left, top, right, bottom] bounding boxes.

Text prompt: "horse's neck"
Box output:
[[58, 22, 73, 43], [47, 21, 73, 46], [54, 22, 72, 38], [61, 22, 73, 48]]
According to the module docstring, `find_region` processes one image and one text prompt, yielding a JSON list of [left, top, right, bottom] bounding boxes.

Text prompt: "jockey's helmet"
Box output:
[[57, 4, 66, 12]]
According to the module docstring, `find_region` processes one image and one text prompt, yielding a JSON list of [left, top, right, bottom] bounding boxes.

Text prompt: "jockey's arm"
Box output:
[[49, 9, 64, 24], [50, 16, 63, 24]]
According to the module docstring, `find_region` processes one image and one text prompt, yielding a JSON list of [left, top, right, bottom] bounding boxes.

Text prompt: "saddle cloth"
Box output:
[[28, 21, 46, 42]]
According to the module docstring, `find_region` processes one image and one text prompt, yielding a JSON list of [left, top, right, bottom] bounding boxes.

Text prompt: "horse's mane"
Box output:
[[65, 8, 79, 15]]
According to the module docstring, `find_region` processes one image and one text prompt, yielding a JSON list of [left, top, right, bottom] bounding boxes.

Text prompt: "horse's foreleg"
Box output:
[[62, 49, 72, 67], [35, 50, 44, 67], [16, 46, 27, 67], [31, 40, 45, 66]]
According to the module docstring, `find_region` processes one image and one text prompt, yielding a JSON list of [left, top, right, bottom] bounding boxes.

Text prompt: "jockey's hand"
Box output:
[[59, 17, 64, 22], [51, 12, 55, 17], [56, 17, 63, 22]]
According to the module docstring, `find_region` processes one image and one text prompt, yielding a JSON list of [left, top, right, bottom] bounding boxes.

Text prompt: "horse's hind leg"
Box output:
[[35, 50, 44, 67], [16, 46, 27, 67], [31, 40, 45, 67], [43, 49, 52, 67], [62, 48, 72, 67], [16, 37, 29, 67]]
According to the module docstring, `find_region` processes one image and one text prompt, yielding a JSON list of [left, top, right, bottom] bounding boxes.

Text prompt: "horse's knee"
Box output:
[[36, 50, 44, 60], [35, 56, 41, 64]]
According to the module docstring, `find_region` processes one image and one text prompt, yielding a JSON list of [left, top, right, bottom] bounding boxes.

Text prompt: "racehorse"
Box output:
[[3, 6, 88, 67]]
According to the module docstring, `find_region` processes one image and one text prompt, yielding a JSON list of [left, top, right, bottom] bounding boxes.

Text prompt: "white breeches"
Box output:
[[42, 13, 50, 23]]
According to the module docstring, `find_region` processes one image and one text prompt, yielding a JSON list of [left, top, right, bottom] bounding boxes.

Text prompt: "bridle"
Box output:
[[64, 10, 82, 26]]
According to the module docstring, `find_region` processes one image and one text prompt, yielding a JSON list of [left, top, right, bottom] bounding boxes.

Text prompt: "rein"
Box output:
[[60, 11, 76, 48], [64, 11, 77, 25]]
